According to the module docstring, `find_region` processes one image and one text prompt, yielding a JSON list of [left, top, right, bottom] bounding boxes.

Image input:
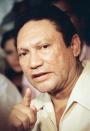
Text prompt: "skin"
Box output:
[[4, 38, 22, 72], [17, 20, 81, 94], [9, 19, 83, 130]]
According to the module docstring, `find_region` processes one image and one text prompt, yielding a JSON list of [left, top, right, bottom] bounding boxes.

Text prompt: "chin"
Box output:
[[38, 89, 50, 93], [37, 83, 61, 95], [36, 85, 55, 93], [30, 78, 59, 93]]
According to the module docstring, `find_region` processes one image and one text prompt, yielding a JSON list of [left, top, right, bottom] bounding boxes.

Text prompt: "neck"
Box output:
[[51, 62, 83, 109]]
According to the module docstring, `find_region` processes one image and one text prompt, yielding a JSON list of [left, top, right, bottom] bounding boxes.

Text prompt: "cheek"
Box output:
[[48, 52, 69, 77], [42, 48, 60, 64], [44, 49, 65, 67], [19, 58, 29, 74]]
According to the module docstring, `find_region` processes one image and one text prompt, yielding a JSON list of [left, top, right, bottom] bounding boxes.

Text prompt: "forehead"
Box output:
[[17, 19, 62, 46], [18, 19, 57, 36]]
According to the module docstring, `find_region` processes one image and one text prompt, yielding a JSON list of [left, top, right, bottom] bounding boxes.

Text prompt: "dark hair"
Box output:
[[79, 15, 90, 46], [28, 0, 58, 7], [15, 5, 77, 47], [1, 29, 17, 49]]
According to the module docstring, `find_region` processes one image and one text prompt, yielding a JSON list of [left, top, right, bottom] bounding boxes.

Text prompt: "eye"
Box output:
[[18, 52, 27, 58], [42, 44, 49, 49], [43, 45, 48, 48]]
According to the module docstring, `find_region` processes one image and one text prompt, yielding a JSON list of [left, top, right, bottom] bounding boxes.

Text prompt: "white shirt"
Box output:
[[0, 74, 22, 117], [31, 61, 90, 131]]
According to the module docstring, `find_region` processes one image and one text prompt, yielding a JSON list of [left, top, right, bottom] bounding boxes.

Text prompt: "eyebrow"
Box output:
[[34, 39, 50, 46], [17, 39, 50, 52], [17, 48, 29, 52]]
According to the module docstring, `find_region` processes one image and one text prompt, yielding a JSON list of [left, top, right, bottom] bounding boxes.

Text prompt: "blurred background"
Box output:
[[0, 0, 90, 130], [0, 0, 90, 101]]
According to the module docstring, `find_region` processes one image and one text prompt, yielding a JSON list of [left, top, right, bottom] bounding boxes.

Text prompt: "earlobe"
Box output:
[[71, 34, 81, 57]]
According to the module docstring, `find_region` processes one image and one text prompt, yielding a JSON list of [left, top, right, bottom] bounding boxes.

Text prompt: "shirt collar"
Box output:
[[65, 60, 90, 111], [31, 60, 90, 121]]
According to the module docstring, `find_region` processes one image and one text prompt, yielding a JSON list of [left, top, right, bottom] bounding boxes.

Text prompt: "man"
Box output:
[[9, 5, 90, 131]]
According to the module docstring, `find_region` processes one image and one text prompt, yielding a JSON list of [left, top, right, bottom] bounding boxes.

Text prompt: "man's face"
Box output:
[[17, 19, 77, 93]]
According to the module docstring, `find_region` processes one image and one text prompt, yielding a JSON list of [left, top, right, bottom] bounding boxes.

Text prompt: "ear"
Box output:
[[71, 34, 81, 57]]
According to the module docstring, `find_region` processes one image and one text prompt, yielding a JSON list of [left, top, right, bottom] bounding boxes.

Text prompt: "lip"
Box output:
[[32, 72, 51, 82]]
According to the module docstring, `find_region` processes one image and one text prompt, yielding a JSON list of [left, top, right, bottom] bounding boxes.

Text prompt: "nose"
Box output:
[[29, 51, 43, 69]]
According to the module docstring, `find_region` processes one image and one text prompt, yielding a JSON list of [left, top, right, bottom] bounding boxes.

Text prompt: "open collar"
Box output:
[[31, 61, 90, 126], [65, 60, 90, 112]]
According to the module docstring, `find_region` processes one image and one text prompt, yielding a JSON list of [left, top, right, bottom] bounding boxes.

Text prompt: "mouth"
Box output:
[[32, 72, 51, 82]]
